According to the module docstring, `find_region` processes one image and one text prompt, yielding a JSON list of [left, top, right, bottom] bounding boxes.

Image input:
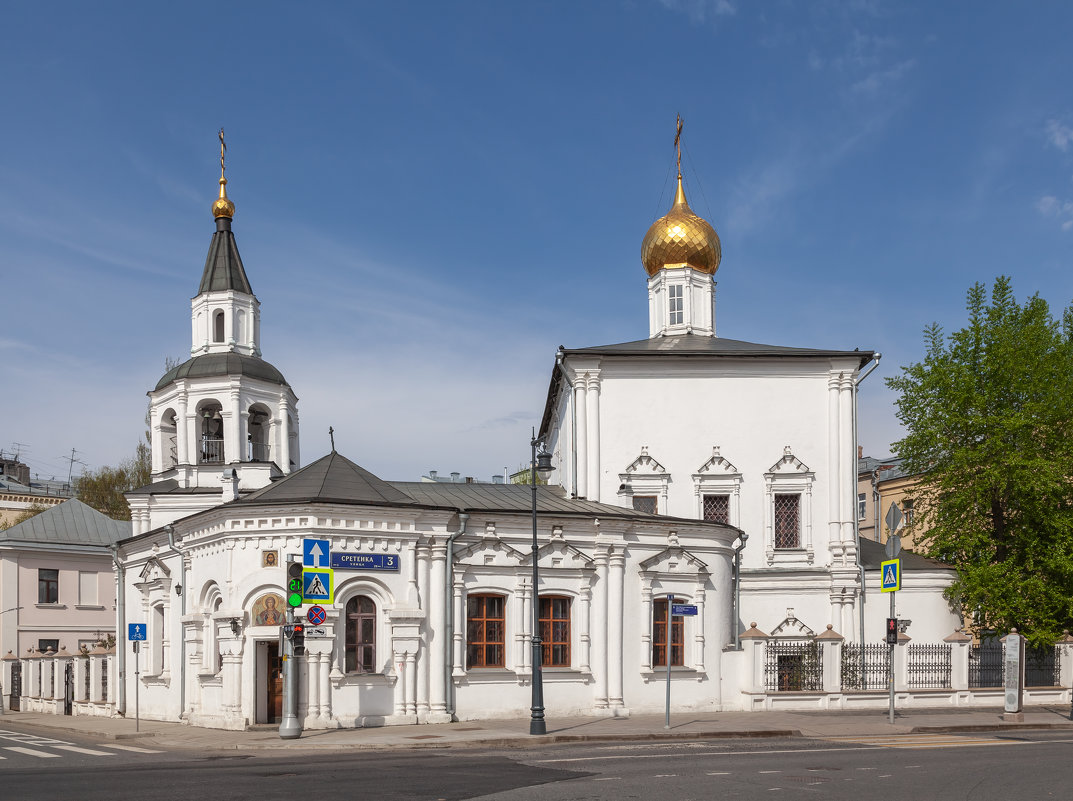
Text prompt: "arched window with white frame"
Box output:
[[345, 595, 377, 674]]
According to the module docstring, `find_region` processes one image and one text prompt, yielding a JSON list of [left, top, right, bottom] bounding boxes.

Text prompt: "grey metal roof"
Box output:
[[235, 451, 417, 508], [125, 479, 223, 497], [198, 217, 253, 295], [858, 537, 951, 572], [154, 353, 289, 392], [564, 334, 874, 363], [0, 499, 130, 548]]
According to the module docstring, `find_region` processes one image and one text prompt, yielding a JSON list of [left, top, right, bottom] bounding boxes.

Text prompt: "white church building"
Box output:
[[107, 142, 966, 731]]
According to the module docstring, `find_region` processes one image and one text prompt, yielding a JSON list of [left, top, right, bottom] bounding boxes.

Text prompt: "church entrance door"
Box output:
[[266, 643, 283, 723]]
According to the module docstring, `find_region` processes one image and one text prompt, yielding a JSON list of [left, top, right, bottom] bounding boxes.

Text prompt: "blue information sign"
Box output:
[[671, 604, 698, 616], [303, 538, 331, 568], [331, 553, 400, 571], [128, 623, 147, 641]]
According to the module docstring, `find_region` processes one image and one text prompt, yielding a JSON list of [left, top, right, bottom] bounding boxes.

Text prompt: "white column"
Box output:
[[640, 585, 653, 672], [839, 375, 854, 547], [608, 549, 625, 711], [228, 389, 242, 465], [318, 652, 331, 723], [278, 400, 291, 474], [416, 545, 430, 716], [307, 650, 321, 721], [406, 652, 417, 715], [827, 373, 841, 549], [693, 586, 706, 672], [592, 547, 609, 708], [428, 545, 447, 717], [578, 584, 592, 673], [518, 582, 531, 674], [393, 650, 407, 716], [586, 374, 601, 502], [451, 578, 465, 677], [575, 381, 588, 499]]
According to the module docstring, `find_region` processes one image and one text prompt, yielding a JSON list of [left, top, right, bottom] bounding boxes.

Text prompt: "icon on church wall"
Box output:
[[262, 550, 279, 568], [252, 593, 285, 627]]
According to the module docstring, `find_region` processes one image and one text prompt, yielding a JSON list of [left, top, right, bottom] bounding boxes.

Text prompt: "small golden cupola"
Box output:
[[640, 117, 720, 277], [211, 128, 236, 220]]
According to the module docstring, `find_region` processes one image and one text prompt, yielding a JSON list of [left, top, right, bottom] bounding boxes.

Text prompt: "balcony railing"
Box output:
[[199, 438, 225, 464], [248, 442, 271, 462]]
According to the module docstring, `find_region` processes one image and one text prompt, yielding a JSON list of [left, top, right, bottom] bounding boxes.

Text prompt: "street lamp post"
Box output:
[[529, 428, 553, 735]]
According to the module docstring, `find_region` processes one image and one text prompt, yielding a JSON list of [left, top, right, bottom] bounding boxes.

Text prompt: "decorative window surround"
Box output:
[[770, 608, 816, 638], [692, 446, 742, 525], [618, 447, 670, 513], [763, 447, 815, 566], [637, 533, 709, 677]]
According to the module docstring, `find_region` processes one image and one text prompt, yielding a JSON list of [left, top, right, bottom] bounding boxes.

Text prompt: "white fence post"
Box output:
[[945, 629, 971, 692], [740, 623, 767, 694], [818, 625, 844, 694]]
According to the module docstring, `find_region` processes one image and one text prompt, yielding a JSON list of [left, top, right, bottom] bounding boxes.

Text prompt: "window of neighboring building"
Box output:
[[857, 492, 867, 519], [633, 495, 658, 515], [467, 594, 506, 668], [345, 595, 377, 674], [702, 493, 730, 524], [37, 639, 59, 653], [668, 284, 684, 326], [904, 499, 915, 526], [774, 493, 801, 549], [652, 599, 684, 667], [38, 568, 59, 604], [78, 571, 98, 605], [539, 596, 571, 667]]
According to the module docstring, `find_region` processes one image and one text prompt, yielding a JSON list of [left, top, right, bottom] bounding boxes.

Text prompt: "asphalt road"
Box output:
[[0, 723, 1070, 801]]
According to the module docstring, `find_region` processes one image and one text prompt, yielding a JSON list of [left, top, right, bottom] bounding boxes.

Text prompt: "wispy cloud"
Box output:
[[1036, 195, 1073, 230], [1045, 119, 1073, 151], [850, 58, 916, 95], [656, 0, 736, 25]]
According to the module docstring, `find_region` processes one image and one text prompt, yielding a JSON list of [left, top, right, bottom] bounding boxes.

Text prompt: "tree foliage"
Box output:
[[0, 504, 49, 531], [75, 441, 152, 521], [887, 277, 1073, 646]]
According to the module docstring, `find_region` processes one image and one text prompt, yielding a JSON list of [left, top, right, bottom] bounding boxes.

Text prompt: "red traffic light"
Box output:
[[886, 617, 899, 644]]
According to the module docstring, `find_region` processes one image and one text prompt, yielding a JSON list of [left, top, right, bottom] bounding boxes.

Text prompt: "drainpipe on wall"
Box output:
[[853, 353, 882, 646], [110, 544, 126, 717], [732, 530, 750, 650], [165, 524, 187, 720], [444, 511, 468, 719], [555, 348, 578, 499]]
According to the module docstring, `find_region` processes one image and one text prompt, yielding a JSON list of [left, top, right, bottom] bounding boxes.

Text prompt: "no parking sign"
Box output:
[[307, 605, 326, 625]]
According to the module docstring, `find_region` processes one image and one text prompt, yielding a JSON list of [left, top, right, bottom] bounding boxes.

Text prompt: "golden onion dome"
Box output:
[[641, 176, 720, 277], [212, 176, 235, 220]]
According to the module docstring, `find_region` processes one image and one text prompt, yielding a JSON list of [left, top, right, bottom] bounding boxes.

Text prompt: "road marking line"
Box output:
[[3, 746, 61, 758], [707, 772, 731, 775], [759, 770, 781, 773], [52, 745, 116, 756], [593, 777, 620, 781], [99, 744, 163, 753], [654, 773, 677, 777], [535, 745, 879, 763]]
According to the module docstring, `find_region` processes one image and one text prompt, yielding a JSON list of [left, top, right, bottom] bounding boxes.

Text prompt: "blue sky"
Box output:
[[3, 2, 1073, 484]]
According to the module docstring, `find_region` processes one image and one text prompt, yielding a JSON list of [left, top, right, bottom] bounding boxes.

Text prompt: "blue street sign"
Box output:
[[303, 538, 331, 568], [303, 567, 334, 603], [331, 552, 400, 571], [128, 623, 147, 641], [671, 604, 698, 616], [881, 558, 901, 592]]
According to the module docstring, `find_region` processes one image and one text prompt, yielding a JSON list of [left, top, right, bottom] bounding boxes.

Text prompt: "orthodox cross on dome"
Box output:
[[329, 426, 335, 451], [218, 127, 227, 179], [673, 114, 682, 180]]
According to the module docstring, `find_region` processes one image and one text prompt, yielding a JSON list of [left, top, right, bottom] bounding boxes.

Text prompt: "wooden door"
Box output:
[[266, 642, 283, 722]]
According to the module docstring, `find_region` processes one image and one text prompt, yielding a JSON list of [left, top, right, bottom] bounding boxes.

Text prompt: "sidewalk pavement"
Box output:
[[2, 705, 1071, 753]]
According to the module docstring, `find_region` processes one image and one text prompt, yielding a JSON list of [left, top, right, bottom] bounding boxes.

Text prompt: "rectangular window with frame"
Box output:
[[652, 599, 684, 667], [668, 285, 684, 326], [539, 596, 571, 667], [38, 568, 59, 604], [467, 594, 506, 668], [774, 493, 800, 549], [702, 493, 730, 524], [904, 499, 915, 526], [78, 571, 98, 605], [857, 492, 867, 519], [37, 638, 59, 654], [633, 495, 658, 515]]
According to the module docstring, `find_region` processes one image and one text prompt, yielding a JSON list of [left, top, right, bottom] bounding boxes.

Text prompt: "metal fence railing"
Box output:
[[907, 643, 952, 688], [841, 643, 889, 690], [765, 641, 823, 692], [1026, 646, 1062, 687], [968, 641, 1004, 688]]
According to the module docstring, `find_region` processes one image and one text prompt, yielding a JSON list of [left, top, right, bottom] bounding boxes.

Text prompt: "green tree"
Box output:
[[887, 277, 1073, 646], [75, 441, 152, 521], [0, 504, 49, 531]]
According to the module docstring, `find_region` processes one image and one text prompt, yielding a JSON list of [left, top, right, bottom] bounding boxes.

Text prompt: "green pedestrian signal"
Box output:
[[287, 561, 304, 608]]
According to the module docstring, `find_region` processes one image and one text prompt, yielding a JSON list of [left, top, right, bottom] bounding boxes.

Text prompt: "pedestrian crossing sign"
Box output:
[[303, 567, 334, 603], [881, 558, 901, 592]]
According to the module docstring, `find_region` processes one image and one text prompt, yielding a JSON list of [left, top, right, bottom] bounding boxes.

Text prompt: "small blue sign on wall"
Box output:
[[331, 553, 399, 571], [671, 604, 698, 616], [128, 623, 147, 641]]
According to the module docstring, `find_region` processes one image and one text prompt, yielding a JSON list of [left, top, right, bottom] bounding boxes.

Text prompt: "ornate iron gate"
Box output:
[[9, 663, 20, 710]]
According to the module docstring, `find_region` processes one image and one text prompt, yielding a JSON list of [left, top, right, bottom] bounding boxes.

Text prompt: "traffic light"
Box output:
[[287, 561, 304, 608], [886, 617, 899, 645], [292, 622, 305, 657]]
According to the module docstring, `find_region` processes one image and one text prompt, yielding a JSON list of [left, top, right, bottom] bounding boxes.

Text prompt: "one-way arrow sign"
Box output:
[[303, 538, 330, 568]]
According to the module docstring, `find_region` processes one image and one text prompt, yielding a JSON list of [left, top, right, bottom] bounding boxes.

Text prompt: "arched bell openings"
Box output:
[[197, 400, 225, 464], [213, 309, 225, 343], [160, 408, 178, 471], [247, 403, 271, 462]]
